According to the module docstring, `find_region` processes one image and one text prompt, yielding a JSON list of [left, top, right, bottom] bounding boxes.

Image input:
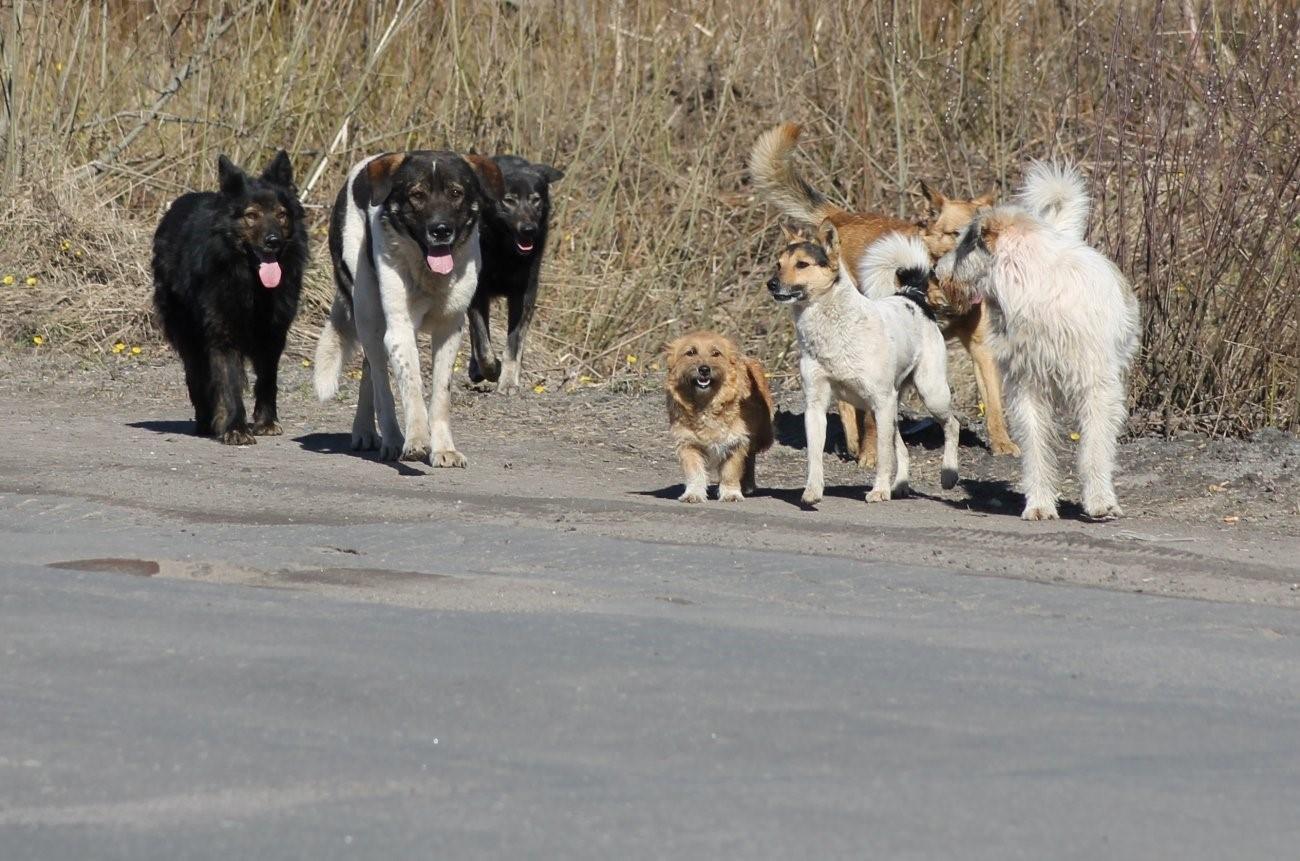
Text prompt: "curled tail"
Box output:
[[1016, 160, 1090, 240], [748, 122, 838, 225], [856, 232, 933, 315], [313, 294, 357, 401]]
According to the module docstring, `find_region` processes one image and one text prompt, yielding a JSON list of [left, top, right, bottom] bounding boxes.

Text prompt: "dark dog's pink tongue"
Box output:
[[426, 252, 454, 275], [516, 241, 535, 254], [258, 261, 282, 288]]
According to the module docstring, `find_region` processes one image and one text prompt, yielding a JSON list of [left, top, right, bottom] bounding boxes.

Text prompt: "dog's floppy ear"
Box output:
[[365, 153, 407, 206], [217, 155, 248, 197], [261, 150, 295, 190], [919, 179, 946, 214], [464, 154, 506, 201], [972, 189, 996, 208], [979, 216, 1002, 250], [816, 218, 841, 259], [539, 164, 565, 184]]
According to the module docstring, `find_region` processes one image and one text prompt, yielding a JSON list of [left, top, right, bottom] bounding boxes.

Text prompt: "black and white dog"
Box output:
[[467, 155, 564, 394], [314, 150, 501, 467]]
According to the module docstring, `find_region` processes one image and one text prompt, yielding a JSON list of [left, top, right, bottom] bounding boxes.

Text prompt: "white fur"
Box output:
[[314, 155, 480, 466], [1015, 161, 1090, 241], [789, 240, 960, 505], [857, 232, 932, 299], [939, 164, 1139, 521]]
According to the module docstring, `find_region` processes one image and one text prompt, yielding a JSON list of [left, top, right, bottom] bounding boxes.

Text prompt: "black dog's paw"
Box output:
[[220, 425, 257, 446], [252, 420, 283, 436]]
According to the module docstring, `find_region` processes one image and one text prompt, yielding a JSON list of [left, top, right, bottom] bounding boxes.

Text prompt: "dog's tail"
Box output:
[[748, 122, 838, 226], [857, 231, 933, 313], [1017, 160, 1090, 240], [313, 293, 357, 402]]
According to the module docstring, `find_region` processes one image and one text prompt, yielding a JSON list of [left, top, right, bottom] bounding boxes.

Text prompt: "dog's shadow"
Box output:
[[128, 419, 195, 436], [632, 483, 870, 510], [292, 433, 426, 477]]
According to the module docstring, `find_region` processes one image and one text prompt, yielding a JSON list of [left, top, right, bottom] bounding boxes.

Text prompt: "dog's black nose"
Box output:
[[518, 224, 538, 239], [429, 223, 454, 243], [766, 276, 781, 293], [697, 365, 711, 378], [263, 233, 282, 251]]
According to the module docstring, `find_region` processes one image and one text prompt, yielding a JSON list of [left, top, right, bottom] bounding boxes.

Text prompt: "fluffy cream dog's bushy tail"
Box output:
[[856, 232, 932, 300], [1017, 161, 1090, 241], [748, 122, 838, 226], [312, 296, 357, 401]]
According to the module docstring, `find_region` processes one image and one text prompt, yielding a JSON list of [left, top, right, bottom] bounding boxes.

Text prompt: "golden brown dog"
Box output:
[[749, 122, 1018, 465], [665, 331, 775, 503]]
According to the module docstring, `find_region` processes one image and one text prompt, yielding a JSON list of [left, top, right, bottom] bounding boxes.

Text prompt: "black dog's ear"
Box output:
[[217, 155, 247, 196], [365, 153, 407, 206], [539, 164, 565, 184], [261, 149, 295, 190]]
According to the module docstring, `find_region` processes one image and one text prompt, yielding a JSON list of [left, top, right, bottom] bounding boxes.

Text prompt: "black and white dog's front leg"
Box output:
[[466, 291, 501, 384], [427, 313, 468, 468], [499, 266, 541, 395]]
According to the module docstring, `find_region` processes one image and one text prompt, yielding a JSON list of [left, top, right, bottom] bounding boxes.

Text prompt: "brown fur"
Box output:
[[749, 122, 1018, 464], [665, 331, 774, 502]]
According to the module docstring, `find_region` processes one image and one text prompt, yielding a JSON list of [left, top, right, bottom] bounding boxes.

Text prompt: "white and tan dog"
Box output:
[[767, 222, 960, 505], [314, 150, 500, 467], [936, 162, 1140, 521]]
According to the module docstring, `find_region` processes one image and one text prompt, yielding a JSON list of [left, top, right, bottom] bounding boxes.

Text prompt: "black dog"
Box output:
[[467, 155, 563, 394], [152, 151, 307, 444]]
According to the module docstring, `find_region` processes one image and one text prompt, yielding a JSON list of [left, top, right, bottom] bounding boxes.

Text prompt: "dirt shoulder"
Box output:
[[2, 351, 1297, 608]]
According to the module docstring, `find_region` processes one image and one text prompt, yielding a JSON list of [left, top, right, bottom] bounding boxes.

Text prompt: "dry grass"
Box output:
[[0, 0, 1296, 433]]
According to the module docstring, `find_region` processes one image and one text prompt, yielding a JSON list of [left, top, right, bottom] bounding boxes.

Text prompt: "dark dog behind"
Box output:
[[467, 155, 563, 394], [152, 151, 307, 444]]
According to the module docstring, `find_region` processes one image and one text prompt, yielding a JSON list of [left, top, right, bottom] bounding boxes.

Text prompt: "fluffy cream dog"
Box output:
[[935, 162, 1140, 521], [768, 222, 960, 505]]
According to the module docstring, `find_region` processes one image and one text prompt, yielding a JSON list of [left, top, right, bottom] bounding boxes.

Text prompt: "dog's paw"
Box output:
[[432, 449, 468, 468], [352, 430, 380, 451], [377, 441, 405, 461], [220, 426, 257, 446], [856, 451, 877, 470], [401, 443, 432, 463], [991, 438, 1021, 457], [1021, 503, 1060, 521], [251, 420, 283, 436], [800, 487, 823, 506], [941, 467, 959, 490], [678, 489, 707, 504], [718, 486, 744, 503], [1084, 500, 1123, 521], [496, 380, 521, 397], [866, 487, 891, 503], [891, 481, 910, 498]]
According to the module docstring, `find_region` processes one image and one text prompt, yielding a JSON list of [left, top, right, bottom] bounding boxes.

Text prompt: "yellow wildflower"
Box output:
[[977, 401, 986, 417], [25, 276, 37, 286], [112, 342, 125, 354], [2, 274, 13, 285], [130, 346, 142, 355], [60, 240, 71, 252], [300, 359, 311, 367], [1069, 432, 1081, 441], [626, 354, 638, 364], [578, 375, 593, 384], [533, 383, 547, 394], [32, 335, 44, 346]]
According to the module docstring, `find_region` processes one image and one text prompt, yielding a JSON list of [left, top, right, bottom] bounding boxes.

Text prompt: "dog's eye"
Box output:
[[503, 195, 518, 206], [794, 261, 809, 270], [948, 230, 961, 237], [711, 350, 721, 358], [449, 186, 464, 200], [243, 209, 259, 222], [529, 193, 542, 204], [685, 347, 697, 356], [408, 190, 427, 205]]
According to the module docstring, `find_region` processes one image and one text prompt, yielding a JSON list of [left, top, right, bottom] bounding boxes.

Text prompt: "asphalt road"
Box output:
[[3, 491, 1299, 860]]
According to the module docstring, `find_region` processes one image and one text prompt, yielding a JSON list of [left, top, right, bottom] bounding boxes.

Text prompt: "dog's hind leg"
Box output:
[[963, 313, 1019, 457], [866, 394, 898, 502], [913, 357, 961, 490], [741, 449, 759, 497], [177, 342, 212, 435], [357, 324, 405, 460], [208, 348, 254, 446], [427, 316, 468, 468], [1076, 377, 1126, 520], [350, 358, 380, 451], [466, 293, 501, 384], [499, 279, 540, 395], [891, 428, 910, 497], [1010, 385, 1059, 520], [251, 334, 286, 436]]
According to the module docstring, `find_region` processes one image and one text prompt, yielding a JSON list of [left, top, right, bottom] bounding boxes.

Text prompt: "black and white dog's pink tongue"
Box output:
[[426, 252, 454, 275], [258, 261, 282, 288]]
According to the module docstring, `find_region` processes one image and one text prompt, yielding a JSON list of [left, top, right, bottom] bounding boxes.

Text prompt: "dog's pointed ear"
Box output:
[[261, 150, 294, 189], [972, 188, 996, 208], [779, 218, 810, 243], [464, 154, 505, 202], [365, 153, 407, 206], [217, 155, 248, 197], [978, 217, 1002, 250], [539, 164, 565, 184], [919, 179, 946, 213], [816, 218, 840, 259]]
